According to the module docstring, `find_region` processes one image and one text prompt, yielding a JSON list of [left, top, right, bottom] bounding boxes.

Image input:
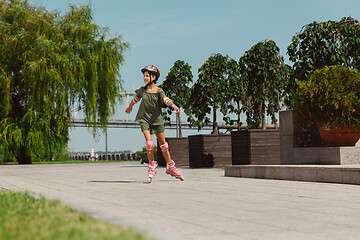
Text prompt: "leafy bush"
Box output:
[[135, 146, 157, 155], [294, 65, 360, 129], [287, 17, 360, 108]]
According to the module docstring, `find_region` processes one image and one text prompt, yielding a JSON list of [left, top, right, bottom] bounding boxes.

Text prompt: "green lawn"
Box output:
[[0, 191, 153, 240]]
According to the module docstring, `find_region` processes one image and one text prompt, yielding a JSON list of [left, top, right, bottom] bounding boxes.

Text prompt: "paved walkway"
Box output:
[[1, 162, 360, 240]]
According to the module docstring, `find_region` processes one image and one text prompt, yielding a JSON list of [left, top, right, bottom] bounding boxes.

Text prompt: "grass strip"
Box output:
[[0, 191, 153, 240]]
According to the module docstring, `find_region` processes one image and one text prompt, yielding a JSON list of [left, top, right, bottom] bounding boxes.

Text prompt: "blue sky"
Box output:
[[35, 0, 360, 153]]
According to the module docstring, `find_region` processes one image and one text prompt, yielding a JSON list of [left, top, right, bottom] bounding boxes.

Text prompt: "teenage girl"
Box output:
[[125, 65, 184, 183]]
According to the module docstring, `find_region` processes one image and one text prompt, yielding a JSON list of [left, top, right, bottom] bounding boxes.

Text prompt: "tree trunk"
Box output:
[[18, 145, 32, 164], [272, 106, 278, 129], [261, 83, 266, 130], [259, 101, 266, 129], [261, 104, 266, 129], [178, 111, 182, 137], [237, 101, 241, 131], [212, 107, 218, 134]]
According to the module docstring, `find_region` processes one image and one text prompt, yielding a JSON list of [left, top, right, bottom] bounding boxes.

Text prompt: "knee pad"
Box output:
[[160, 142, 169, 152], [146, 141, 154, 151]]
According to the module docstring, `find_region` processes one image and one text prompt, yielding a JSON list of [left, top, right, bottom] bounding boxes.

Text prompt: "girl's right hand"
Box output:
[[125, 106, 133, 114]]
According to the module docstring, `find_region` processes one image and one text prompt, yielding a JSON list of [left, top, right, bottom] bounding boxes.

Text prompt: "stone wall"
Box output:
[[280, 110, 360, 165]]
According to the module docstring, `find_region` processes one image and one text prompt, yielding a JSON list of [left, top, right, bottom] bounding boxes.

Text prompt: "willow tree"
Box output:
[[160, 60, 193, 137], [286, 17, 360, 108], [185, 53, 232, 134], [0, 0, 129, 164], [239, 40, 289, 129]]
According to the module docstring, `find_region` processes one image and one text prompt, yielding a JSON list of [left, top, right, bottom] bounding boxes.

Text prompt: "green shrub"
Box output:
[[135, 146, 157, 155], [294, 65, 360, 129]]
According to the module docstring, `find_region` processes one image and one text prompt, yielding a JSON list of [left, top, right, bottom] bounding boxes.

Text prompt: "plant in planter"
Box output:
[[286, 17, 360, 109], [160, 60, 193, 137], [294, 65, 360, 146], [185, 53, 233, 134], [238, 40, 290, 129], [135, 146, 157, 164]]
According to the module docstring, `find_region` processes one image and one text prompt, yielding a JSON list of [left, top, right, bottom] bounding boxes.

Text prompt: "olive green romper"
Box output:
[[135, 87, 166, 134]]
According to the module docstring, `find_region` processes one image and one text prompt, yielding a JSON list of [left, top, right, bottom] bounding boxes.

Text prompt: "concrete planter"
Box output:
[[280, 110, 360, 165], [139, 153, 148, 164], [139, 152, 157, 164], [157, 137, 189, 166], [188, 134, 231, 168], [231, 129, 280, 165]]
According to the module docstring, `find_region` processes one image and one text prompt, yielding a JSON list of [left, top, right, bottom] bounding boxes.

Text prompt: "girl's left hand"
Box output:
[[172, 105, 180, 114]]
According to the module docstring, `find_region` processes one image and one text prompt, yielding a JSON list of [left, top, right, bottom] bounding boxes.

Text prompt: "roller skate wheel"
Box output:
[[179, 176, 184, 181], [147, 177, 152, 183]]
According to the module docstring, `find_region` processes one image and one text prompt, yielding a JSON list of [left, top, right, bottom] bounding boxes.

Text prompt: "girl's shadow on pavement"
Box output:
[[89, 179, 175, 184], [89, 180, 139, 184]]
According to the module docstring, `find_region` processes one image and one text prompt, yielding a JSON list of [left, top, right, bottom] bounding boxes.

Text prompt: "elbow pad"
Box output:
[[163, 97, 171, 106], [132, 97, 140, 105]]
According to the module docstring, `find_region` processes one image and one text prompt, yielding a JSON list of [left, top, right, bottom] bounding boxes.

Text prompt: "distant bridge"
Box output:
[[71, 91, 232, 131], [70, 92, 253, 131], [71, 119, 223, 130]]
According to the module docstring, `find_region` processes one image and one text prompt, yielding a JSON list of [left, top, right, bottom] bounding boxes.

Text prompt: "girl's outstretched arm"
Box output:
[[163, 96, 180, 114], [125, 96, 140, 114]]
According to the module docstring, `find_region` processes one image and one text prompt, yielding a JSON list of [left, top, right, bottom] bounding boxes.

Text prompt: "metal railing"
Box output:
[[71, 118, 215, 130]]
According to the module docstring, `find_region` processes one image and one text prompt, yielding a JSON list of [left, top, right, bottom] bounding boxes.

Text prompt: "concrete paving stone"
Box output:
[[155, 217, 221, 236], [291, 206, 360, 228], [251, 213, 356, 234], [319, 147, 342, 164], [309, 226, 360, 240], [267, 207, 360, 231], [240, 166, 257, 178], [341, 169, 360, 184], [267, 166, 295, 180], [197, 204, 280, 221], [269, 216, 359, 240], [209, 218, 284, 234], [293, 167, 318, 182], [316, 168, 343, 183], [226, 164, 360, 185], [240, 230, 326, 240], [254, 166, 267, 178], [2, 162, 360, 240], [225, 166, 241, 176], [188, 232, 250, 240], [339, 147, 360, 164], [293, 148, 322, 164]]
